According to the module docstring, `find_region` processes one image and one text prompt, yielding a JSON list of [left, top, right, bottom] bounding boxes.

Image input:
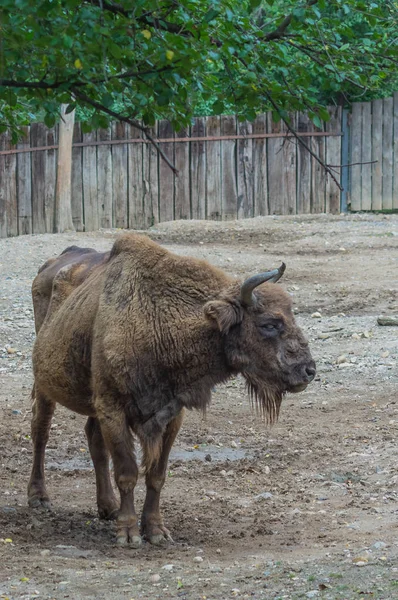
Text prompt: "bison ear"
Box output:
[[204, 300, 242, 334]]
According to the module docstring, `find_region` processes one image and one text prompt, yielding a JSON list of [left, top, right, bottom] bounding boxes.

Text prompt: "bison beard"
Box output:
[[29, 233, 315, 547]]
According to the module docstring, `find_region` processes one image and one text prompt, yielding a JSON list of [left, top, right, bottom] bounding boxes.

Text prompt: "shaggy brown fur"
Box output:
[[29, 233, 315, 547]]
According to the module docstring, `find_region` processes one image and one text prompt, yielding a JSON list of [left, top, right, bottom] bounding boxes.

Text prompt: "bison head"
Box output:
[[204, 264, 315, 422]]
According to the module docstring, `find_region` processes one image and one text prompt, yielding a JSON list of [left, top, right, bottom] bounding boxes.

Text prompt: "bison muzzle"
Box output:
[[29, 234, 315, 547]]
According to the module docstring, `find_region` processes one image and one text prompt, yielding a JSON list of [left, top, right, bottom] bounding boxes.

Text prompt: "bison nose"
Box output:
[[305, 364, 316, 382]]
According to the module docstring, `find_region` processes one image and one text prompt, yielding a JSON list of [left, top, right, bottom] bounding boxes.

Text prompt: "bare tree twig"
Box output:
[[71, 87, 178, 175]]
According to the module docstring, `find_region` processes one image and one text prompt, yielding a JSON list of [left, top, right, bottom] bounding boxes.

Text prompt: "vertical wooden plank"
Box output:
[[221, 115, 237, 220], [82, 130, 99, 232], [206, 116, 222, 220], [296, 112, 312, 214], [382, 97, 393, 210], [0, 133, 7, 238], [350, 103, 362, 211], [237, 120, 253, 219], [359, 103, 372, 211], [112, 122, 128, 229], [142, 124, 159, 227], [393, 92, 398, 210], [267, 113, 284, 214], [158, 120, 175, 223], [4, 131, 18, 237], [17, 126, 32, 235], [97, 127, 113, 229], [340, 109, 350, 213], [325, 106, 342, 214], [54, 106, 75, 233], [311, 118, 326, 213], [252, 113, 268, 216], [71, 123, 84, 231], [31, 123, 47, 233], [128, 125, 144, 229], [174, 127, 190, 220], [283, 113, 297, 215], [44, 125, 57, 232], [190, 117, 206, 220], [371, 99, 383, 211]]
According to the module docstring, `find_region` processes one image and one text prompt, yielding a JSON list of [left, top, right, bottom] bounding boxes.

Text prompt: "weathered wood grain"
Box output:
[[283, 113, 297, 215], [16, 126, 32, 235], [359, 103, 372, 211], [296, 112, 312, 214], [174, 126, 190, 221], [71, 123, 84, 231], [128, 124, 145, 229], [267, 114, 284, 214], [237, 120, 253, 219], [221, 115, 237, 220], [142, 125, 159, 227], [112, 122, 128, 229], [30, 123, 47, 233], [82, 130, 99, 231], [382, 97, 393, 210], [325, 106, 342, 214], [371, 99, 383, 211], [252, 114, 268, 216], [44, 125, 57, 232], [4, 131, 18, 237], [350, 103, 362, 211], [191, 118, 206, 220], [206, 116, 222, 220], [394, 92, 398, 210], [54, 106, 75, 233], [311, 117, 326, 213], [97, 127, 113, 229], [158, 120, 175, 223]]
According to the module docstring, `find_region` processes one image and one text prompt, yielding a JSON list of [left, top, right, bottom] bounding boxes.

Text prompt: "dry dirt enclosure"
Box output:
[[0, 213, 397, 600]]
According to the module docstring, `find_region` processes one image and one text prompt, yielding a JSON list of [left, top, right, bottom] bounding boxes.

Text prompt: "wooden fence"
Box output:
[[0, 96, 396, 239], [349, 93, 398, 212]]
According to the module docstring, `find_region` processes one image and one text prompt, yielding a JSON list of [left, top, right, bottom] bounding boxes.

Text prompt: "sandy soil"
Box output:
[[0, 213, 397, 600]]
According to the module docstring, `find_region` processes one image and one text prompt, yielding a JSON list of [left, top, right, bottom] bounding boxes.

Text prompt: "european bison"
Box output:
[[29, 234, 315, 547]]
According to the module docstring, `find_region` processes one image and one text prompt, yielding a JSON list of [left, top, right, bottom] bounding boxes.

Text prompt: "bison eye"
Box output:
[[259, 320, 283, 338]]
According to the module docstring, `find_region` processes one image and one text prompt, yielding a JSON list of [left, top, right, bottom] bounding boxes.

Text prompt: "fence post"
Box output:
[[54, 105, 75, 232], [340, 108, 350, 212]]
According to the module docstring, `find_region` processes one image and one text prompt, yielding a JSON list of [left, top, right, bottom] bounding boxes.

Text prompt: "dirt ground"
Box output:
[[0, 213, 397, 600]]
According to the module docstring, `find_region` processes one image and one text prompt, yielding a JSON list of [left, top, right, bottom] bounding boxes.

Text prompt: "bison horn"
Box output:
[[240, 263, 286, 306]]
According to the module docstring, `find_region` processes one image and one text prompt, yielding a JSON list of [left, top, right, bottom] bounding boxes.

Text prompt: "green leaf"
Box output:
[[44, 113, 56, 128]]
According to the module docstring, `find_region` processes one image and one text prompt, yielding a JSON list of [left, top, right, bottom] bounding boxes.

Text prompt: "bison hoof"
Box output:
[[116, 532, 142, 548], [28, 495, 51, 510], [98, 504, 119, 521], [142, 524, 174, 546]]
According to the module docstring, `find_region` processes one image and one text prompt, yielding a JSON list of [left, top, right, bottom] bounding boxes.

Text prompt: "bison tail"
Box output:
[[140, 436, 163, 474]]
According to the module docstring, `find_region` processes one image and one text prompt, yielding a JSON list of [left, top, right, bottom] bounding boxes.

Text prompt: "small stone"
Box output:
[[162, 564, 174, 571], [311, 312, 322, 319], [149, 573, 161, 583], [205, 453, 212, 462], [352, 333, 361, 340], [380, 350, 390, 358], [372, 541, 387, 550], [220, 470, 227, 477], [355, 561, 367, 567], [6, 347, 17, 354], [231, 589, 240, 596], [336, 354, 348, 364], [216, 548, 221, 554], [306, 591, 319, 598], [255, 492, 273, 501], [377, 316, 398, 326], [12, 409, 21, 415], [40, 549, 51, 556], [264, 465, 270, 475], [363, 330, 371, 338], [231, 441, 238, 449], [339, 247, 346, 252], [193, 556, 204, 563]]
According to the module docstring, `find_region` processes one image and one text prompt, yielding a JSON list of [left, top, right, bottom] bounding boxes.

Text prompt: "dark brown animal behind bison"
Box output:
[[29, 233, 315, 548]]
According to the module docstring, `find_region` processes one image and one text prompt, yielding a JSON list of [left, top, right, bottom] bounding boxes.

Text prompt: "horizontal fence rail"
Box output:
[[3, 95, 396, 239]]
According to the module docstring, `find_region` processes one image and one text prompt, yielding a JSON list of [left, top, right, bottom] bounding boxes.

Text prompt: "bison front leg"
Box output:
[[141, 410, 184, 545], [28, 390, 55, 509], [96, 402, 141, 548], [84, 417, 119, 520]]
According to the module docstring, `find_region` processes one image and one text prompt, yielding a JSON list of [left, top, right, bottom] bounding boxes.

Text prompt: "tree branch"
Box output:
[[264, 0, 319, 41], [71, 87, 178, 175]]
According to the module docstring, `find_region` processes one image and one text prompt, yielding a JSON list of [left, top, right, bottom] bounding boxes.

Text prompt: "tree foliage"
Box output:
[[0, 0, 397, 141]]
